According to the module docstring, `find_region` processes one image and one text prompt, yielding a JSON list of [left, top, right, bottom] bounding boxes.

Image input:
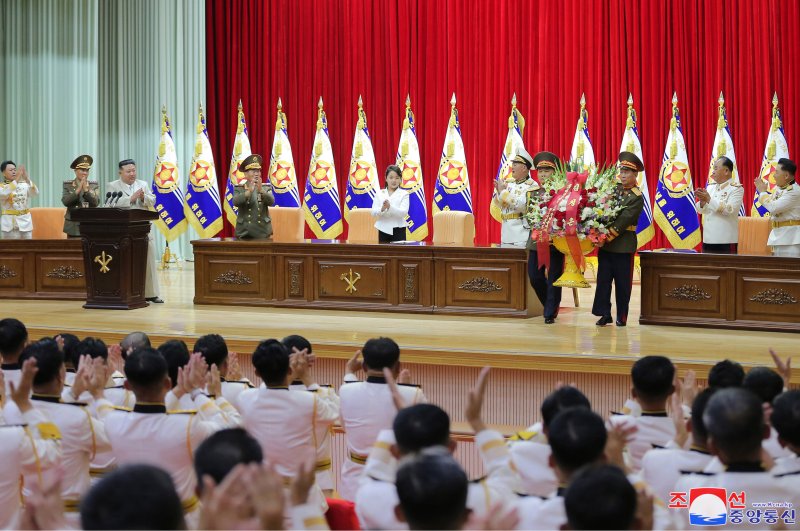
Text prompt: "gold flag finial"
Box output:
[[771, 92, 782, 132], [277, 97, 283, 110], [316, 97, 325, 131], [403, 96, 412, 130], [196, 103, 205, 134], [717, 91, 727, 130], [580, 93, 586, 107], [672, 91, 678, 105], [318, 96, 324, 109], [511, 92, 517, 107], [450, 93, 456, 107], [405, 94, 411, 107], [718, 91, 725, 106], [237, 99, 242, 112], [358, 94, 363, 108], [627, 93, 633, 106], [160, 105, 168, 134], [626, 95, 636, 129], [772, 91, 779, 107]]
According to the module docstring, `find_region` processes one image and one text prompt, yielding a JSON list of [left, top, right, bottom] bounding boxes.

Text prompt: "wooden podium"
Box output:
[[72, 208, 158, 310]]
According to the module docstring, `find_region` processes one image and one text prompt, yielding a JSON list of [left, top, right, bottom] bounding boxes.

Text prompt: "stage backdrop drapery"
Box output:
[[205, 0, 800, 247]]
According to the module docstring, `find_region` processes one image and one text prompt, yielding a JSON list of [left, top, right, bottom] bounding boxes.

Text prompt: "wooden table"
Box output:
[[0, 239, 86, 300], [191, 239, 541, 318], [639, 250, 800, 333]]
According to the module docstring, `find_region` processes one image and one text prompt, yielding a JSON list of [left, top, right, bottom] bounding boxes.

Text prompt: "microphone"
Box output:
[[104, 192, 112, 206], [111, 192, 122, 206]]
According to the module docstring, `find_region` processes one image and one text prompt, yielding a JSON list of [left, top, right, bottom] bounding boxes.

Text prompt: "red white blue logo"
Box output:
[[689, 488, 728, 526]]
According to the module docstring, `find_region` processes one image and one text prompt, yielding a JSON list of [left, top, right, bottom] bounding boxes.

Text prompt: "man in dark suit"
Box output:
[[592, 152, 645, 327]]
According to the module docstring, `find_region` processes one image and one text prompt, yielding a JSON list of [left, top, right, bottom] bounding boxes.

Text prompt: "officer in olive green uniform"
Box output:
[[61, 155, 99, 238], [233, 154, 275, 239], [592, 151, 645, 327]]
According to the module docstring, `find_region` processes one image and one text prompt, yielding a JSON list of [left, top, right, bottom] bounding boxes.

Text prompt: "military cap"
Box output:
[[240, 154, 263, 172], [618, 151, 644, 172], [533, 151, 560, 171], [512, 147, 534, 169], [70, 155, 93, 170]]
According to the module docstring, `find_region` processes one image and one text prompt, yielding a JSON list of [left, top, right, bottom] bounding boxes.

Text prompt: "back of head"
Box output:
[[395, 449, 469, 530], [120, 331, 151, 357], [194, 428, 263, 493], [78, 337, 108, 360], [393, 404, 451, 454], [19, 339, 62, 386], [362, 337, 400, 371], [771, 390, 800, 448], [0, 318, 28, 360], [743, 367, 784, 404], [81, 464, 184, 530], [703, 387, 764, 461], [708, 359, 745, 389], [193, 334, 228, 368], [251, 339, 290, 386], [58, 333, 81, 368], [779, 157, 798, 178], [548, 408, 607, 474], [690, 387, 718, 444], [565, 464, 637, 530], [631, 355, 675, 401], [124, 348, 167, 390], [158, 340, 190, 388], [540, 386, 591, 428], [282, 334, 312, 354]]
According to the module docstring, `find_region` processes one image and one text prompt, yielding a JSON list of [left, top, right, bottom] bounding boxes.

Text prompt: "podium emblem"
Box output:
[[94, 251, 113, 273], [340, 268, 361, 294]]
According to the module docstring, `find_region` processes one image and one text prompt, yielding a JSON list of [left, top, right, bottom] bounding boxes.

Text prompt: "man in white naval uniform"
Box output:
[[756, 157, 800, 257], [492, 147, 539, 246], [107, 159, 162, 302], [694, 156, 743, 254]]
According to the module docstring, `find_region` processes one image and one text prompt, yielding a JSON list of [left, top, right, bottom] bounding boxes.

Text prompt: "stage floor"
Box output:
[[4, 263, 796, 382]]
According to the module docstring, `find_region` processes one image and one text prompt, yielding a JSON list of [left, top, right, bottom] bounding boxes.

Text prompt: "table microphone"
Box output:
[[104, 192, 112, 206], [111, 192, 122, 206]]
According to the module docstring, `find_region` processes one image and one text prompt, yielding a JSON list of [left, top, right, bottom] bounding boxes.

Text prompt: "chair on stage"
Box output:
[[346, 208, 378, 243], [270, 206, 304, 242], [737, 216, 771, 256], [432, 211, 475, 246], [30, 207, 67, 239]]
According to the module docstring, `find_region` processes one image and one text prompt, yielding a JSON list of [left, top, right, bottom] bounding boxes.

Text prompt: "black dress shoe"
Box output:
[[616, 319, 626, 327], [146, 297, 164, 304], [595, 315, 613, 326], [544, 317, 555, 324]]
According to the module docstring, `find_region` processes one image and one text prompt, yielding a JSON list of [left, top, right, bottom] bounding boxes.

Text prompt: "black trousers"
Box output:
[[592, 249, 635, 323], [378, 227, 406, 243], [527, 246, 565, 319], [702, 242, 737, 254]]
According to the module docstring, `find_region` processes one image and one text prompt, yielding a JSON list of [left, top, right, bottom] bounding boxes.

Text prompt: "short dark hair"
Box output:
[[565, 464, 637, 530], [385, 164, 402, 179], [58, 333, 81, 368], [393, 404, 451, 454], [541, 386, 591, 428], [1, 160, 16, 173], [158, 340, 190, 388], [194, 428, 263, 494], [124, 348, 168, 390], [0, 318, 28, 359], [631, 356, 675, 400], [19, 339, 63, 386], [120, 332, 151, 357], [77, 337, 108, 360], [717, 156, 734, 173], [690, 387, 718, 444], [193, 334, 228, 368], [118, 159, 136, 169], [81, 464, 184, 530], [743, 367, 784, 404], [251, 339, 290, 386], [778, 157, 797, 177], [396, 449, 468, 530], [282, 334, 312, 354], [770, 390, 800, 447], [708, 359, 745, 389], [362, 337, 400, 371], [703, 388, 764, 460], [548, 408, 607, 473]]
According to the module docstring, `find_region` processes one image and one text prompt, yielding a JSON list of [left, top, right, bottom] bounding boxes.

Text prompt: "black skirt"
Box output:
[[379, 226, 406, 243]]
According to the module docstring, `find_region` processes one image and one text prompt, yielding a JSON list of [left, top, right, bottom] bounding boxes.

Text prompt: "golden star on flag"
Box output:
[[439, 162, 464, 187], [192, 160, 212, 186], [350, 162, 372, 186], [272, 162, 293, 185], [156, 163, 176, 185]]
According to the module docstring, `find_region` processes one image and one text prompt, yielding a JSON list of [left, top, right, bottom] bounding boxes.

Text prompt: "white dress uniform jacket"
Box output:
[[106, 178, 160, 298], [760, 182, 800, 257], [608, 412, 676, 471], [371, 188, 410, 236], [492, 177, 539, 246], [289, 381, 338, 491], [694, 179, 744, 244], [0, 180, 38, 235], [338, 374, 426, 500], [1, 363, 21, 399], [508, 422, 558, 497], [236, 386, 340, 515], [641, 445, 714, 506]]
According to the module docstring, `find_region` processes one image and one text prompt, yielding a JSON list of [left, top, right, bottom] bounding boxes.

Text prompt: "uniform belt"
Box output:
[[315, 458, 332, 471], [182, 495, 200, 513], [64, 499, 81, 513], [501, 213, 524, 221], [2, 209, 29, 216], [771, 220, 800, 228], [626, 225, 637, 231], [349, 450, 368, 465], [89, 465, 117, 478]]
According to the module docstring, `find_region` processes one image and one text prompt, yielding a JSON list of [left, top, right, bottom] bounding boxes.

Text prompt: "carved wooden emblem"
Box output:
[[94, 251, 113, 273], [403, 267, 416, 301], [214, 270, 253, 285], [750, 288, 798, 305], [664, 284, 712, 301], [0, 265, 17, 279], [458, 277, 502, 293], [46, 265, 84, 280], [288, 262, 302, 296], [340, 268, 361, 294]]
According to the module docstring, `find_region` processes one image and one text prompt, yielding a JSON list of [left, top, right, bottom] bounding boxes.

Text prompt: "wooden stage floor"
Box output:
[[4, 264, 797, 382]]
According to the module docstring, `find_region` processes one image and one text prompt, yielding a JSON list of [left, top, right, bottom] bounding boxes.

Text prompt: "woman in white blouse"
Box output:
[[371, 165, 409, 243]]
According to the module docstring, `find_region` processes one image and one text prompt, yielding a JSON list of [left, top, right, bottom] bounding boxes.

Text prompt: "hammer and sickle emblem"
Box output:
[[94, 251, 113, 273], [340, 268, 361, 294]]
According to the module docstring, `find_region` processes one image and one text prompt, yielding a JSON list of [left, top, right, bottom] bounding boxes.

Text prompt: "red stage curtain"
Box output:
[[205, 0, 799, 247]]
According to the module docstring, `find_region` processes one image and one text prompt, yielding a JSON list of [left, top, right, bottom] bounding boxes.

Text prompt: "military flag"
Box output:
[[433, 93, 472, 214], [396, 95, 428, 240], [302, 97, 343, 238], [708, 91, 746, 216], [752, 93, 790, 217], [619, 94, 655, 248], [344, 96, 380, 221], [268, 98, 300, 208], [184, 104, 223, 238], [490, 93, 526, 223], [223, 101, 252, 225], [569, 94, 596, 172], [151, 106, 188, 241]]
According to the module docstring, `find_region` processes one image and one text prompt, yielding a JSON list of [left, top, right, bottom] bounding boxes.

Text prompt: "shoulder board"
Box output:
[[342, 380, 360, 384], [680, 470, 715, 476], [366, 474, 391, 484], [510, 430, 539, 442], [774, 470, 800, 478], [0, 423, 27, 428], [651, 443, 665, 450], [112, 406, 133, 412], [318, 384, 332, 388], [62, 401, 89, 407], [398, 383, 421, 388], [631, 187, 642, 196], [166, 409, 198, 415], [731, 182, 743, 187], [610, 410, 625, 416], [469, 475, 487, 484], [516, 492, 548, 500]]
